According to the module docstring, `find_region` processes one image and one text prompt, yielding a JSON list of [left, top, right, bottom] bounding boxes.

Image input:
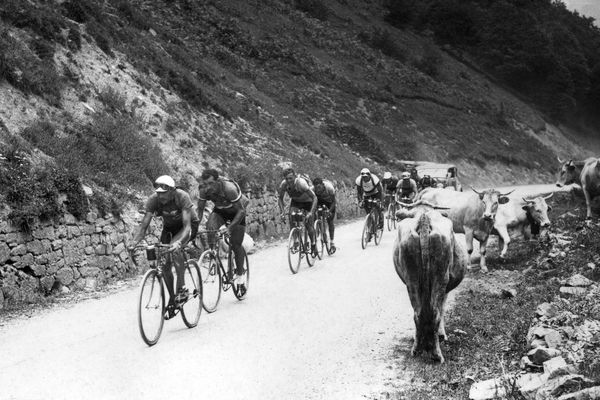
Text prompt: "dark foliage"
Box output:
[[294, 0, 330, 21], [385, 0, 600, 128], [321, 120, 389, 164]]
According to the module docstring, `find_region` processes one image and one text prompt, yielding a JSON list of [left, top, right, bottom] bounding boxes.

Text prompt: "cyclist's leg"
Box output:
[[170, 227, 191, 295], [160, 228, 176, 306], [229, 224, 246, 275], [327, 206, 336, 243]]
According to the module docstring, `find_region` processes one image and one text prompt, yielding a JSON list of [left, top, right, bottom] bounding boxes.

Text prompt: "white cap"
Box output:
[[402, 172, 410, 178], [360, 168, 370, 175], [383, 172, 392, 179], [154, 175, 176, 192]]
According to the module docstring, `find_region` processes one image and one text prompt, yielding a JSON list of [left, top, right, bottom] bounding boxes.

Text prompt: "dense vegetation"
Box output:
[[385, 0, 600, 129]]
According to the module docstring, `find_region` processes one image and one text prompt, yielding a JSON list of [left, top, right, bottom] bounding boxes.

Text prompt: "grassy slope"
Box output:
[[1, 0, 597, 195]]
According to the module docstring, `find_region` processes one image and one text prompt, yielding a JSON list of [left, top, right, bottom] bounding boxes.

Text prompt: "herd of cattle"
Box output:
[[392, 156, 600, 363]]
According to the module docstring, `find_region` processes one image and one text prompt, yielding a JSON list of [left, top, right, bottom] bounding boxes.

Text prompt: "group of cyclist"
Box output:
[[130, 167, 339, 314]]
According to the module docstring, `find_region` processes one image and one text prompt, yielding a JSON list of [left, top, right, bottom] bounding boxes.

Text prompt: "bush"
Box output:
[[294, 0, 330, 21], [360, 28, 408, 62], [321, 120, 389, 164], [98, 86, 127, 113], [412, 42, 443, 78], [0, 1, 66, 44]]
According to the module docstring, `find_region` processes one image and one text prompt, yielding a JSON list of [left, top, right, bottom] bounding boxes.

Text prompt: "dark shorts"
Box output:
[[317, 200, 336, 219], [160, 220, 199, 244], [291, 200, 312, 213], [212, 207, 246, 226]]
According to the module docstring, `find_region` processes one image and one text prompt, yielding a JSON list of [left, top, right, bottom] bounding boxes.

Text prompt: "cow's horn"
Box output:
[[542, 192, 554, 200], [470, 186, 482, 195], [398, 201, 415, 208], [500, 189, 515, 197], [522, 197, 534, 203], [557, 156, 564, 164]]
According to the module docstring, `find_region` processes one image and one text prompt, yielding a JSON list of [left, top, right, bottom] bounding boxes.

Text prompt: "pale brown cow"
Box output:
[[556, 157, 600, 219], [393, 200, 467, 363]]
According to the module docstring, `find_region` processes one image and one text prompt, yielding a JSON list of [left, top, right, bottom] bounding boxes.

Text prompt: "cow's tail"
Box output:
[[417, 212, 432, 294]]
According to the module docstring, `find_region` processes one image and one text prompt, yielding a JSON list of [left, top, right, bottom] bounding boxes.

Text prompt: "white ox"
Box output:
[[556, 157, 600, 219], [492, 194, 552, 258], [417, 187, 513, 272], [393, 200, 467, 363]]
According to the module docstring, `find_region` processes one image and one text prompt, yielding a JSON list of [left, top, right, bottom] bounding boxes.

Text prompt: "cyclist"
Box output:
[[381, 171, 399, 208], [130, 175, 200, 317], [419, 174, 437, 190], [312, 177, 337, 253], [197, 169, 249, 286], [355, 168, 384, 230], [396, 171, 419, 203], [278, 168, 318, 256]]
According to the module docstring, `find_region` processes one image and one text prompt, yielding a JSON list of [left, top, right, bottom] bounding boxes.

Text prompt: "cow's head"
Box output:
[[471, 187, 513, 221], [556, 157, 578, 187], [522, 193, 552, 228]]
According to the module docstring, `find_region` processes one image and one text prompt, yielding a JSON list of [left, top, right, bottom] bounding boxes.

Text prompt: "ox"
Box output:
[[393, 200, 467, 363], [492, 194, 552, 258], [556, 157, 600, 219], [418, 187, 513, 272]]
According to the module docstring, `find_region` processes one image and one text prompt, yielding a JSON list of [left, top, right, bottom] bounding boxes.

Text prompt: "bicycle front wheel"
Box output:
[[361, 214, 371, 249], [228, 248, 249, 300], [287, 228, 301, 274], [305, 228, 315, 267], [181, 260, 203, 328], [314, 220, 324, 260], [374, 212, 383, 245], [138, 269, 165, 346], [387, 203, 395, 231], [199, 250, 221, 313]]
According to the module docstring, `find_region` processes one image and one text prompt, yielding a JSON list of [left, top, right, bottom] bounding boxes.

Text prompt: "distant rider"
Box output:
[[197, 169, 249, 288], [130, 175, 200, 318], [312, 177, 337, 253], [397, 171, 418, 203], [381, 171, 399, 207], [419, 174, 437, 190], [355, 168, 384, 230], [278, 168, 318, 256]]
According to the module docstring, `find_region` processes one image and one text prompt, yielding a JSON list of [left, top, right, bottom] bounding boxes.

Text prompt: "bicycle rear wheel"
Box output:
[[198, 250, 221, 313], [287, 228, 301, 274], [181, 260, 203, 328], [374, 212, 384, 245], [361, 214, 371, 249], [228, 248, 249, 300], [314, 220, 324, 260], [138, 269, 165, 346]]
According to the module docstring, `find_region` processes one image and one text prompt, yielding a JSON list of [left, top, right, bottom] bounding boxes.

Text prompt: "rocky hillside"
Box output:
[[1, 0, 599, 227]]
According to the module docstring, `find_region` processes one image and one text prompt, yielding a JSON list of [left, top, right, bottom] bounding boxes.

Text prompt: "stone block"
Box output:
[[64, 213, 77, 225], [84, 277, 97, 291], [10, 244, 28, 256], [46, 259, 59, 275], [40, 276, 55, 293], [56, 226, 67, 238], [67, 226, 81, 239], [86, 212, 98, 223], [113, 243, 125, 255], [31, 263, 46, 276], [543, 356, 576, 379], [0, 242, 10, 264], [566, 274, 593, 287], [84, 246, 94, 255], [74, 278, 86, 290], [63, 242, 82, 266], [469, 378, 506, 400], [27, 240, 45, 256], [51, 239, 63, 250], [517, 373, 549, 399], [528, 347, 561, 365], [544, 329, 562, 349], [79, 266, 100, 277], [72, 267, 81, 280], [560, 287, 587, 296], [14, 254, 34, 269], [32, 226, 56, 240]]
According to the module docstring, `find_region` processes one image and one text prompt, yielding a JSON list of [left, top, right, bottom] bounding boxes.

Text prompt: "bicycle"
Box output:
[[385, 193, 398, 231], [286, 209, 315, 273], [131, 243, 203, 347], [197, 228, 249, 313], [361, 198, 384, 249], [314, 205, 335, 259]]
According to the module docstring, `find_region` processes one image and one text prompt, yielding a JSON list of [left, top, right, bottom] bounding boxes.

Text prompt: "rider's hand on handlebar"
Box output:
[[169, 241, 182, 252], [280, 213, 287, 223], [358, 200, 364, 208]]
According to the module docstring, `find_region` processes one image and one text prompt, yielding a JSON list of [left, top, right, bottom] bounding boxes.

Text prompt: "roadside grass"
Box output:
[[383, 195, 599, 399]]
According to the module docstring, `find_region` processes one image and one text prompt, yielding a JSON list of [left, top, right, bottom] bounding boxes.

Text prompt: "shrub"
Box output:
[[360, 28, 408, 62], [0, 1, 66, 44], [321, 120, 389, 164], [412, 42, 443, 78], [61, 0, 105, 24], [98, 86, 127, 113]]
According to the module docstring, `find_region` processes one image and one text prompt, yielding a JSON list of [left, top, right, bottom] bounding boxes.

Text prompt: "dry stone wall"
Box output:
[[0, 184, 362, 308]]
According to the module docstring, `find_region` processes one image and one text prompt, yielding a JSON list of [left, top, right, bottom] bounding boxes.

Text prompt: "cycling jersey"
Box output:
[[381, 177, 399, 192], [399, 178, 418, 198], [145, 189, 200, 229], [278, 176, 313, 203], [198, 178, 249, 210], [355, 174, 381, 195]]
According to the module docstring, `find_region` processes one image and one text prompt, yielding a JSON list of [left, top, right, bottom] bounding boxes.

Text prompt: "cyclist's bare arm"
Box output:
[[277, 186, 286, 216], [330, 194, 337, 214], [308, 189, 318, 216], [197, 198, 207, 223], [375, 182, 385, 202], [356, 185, 363, 203], [131, 212, 153, 246]]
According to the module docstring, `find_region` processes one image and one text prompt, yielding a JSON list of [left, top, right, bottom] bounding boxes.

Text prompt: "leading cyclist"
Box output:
[[197, 169, 249, 286], [355, 168, 384, 230], [130, 175, 200, 318], [312, 177, 337, 253], [278, 168, 318, 257]]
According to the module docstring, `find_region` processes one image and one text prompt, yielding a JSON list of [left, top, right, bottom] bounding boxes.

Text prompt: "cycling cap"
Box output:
[[154, 175, 176, 192], [383, 172, 392, 179], [401, 172, 410, 178], [360, 168, 370, 175]]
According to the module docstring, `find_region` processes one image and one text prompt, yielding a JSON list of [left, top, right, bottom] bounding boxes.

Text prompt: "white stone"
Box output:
[[566, 274, 593, 287], [469, 378, 507, 400], [517, 373, 549, 399]]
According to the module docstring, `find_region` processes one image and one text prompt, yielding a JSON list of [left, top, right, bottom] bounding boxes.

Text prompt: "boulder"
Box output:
[[560, 287, 587, 296], [566, 274, 593, 287], [528, 347, 561, 365], [557, 386, 600, 399], [469, 378, 507, 400], [0, 242, 10, 263], [543, 357, 572, 379], [517, 373, 549, 399], [534, 375, 595, 400], [536, 302, 558, 318], [544, 329, 562, 349]]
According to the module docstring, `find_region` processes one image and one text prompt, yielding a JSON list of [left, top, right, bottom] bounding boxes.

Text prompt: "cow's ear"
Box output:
[[499, 196, 510, 204], [547, 205, 552, 211], [478, 193, 484, 200], [440, 211, 449, 218], [521, 205, 529, 211], [567, 164, 576, 170]]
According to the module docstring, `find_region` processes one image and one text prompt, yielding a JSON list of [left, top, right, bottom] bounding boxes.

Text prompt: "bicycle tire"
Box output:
[[287, 228, 301, 274], [361, 214, 371, 249], [322, 218, 332, 255], [387, 203, 394, 231], [181, 260, 203, 328], [138, 269, 165, 346], [228, 248, 250, 300], [305, 227, 315, 267], [198, 250, 221, 313], [314, 220, 324, 260], [374, 211, 383, 245]]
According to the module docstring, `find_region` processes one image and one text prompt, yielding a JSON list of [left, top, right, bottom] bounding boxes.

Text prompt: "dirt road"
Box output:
[[0, 219, 413, 400]]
